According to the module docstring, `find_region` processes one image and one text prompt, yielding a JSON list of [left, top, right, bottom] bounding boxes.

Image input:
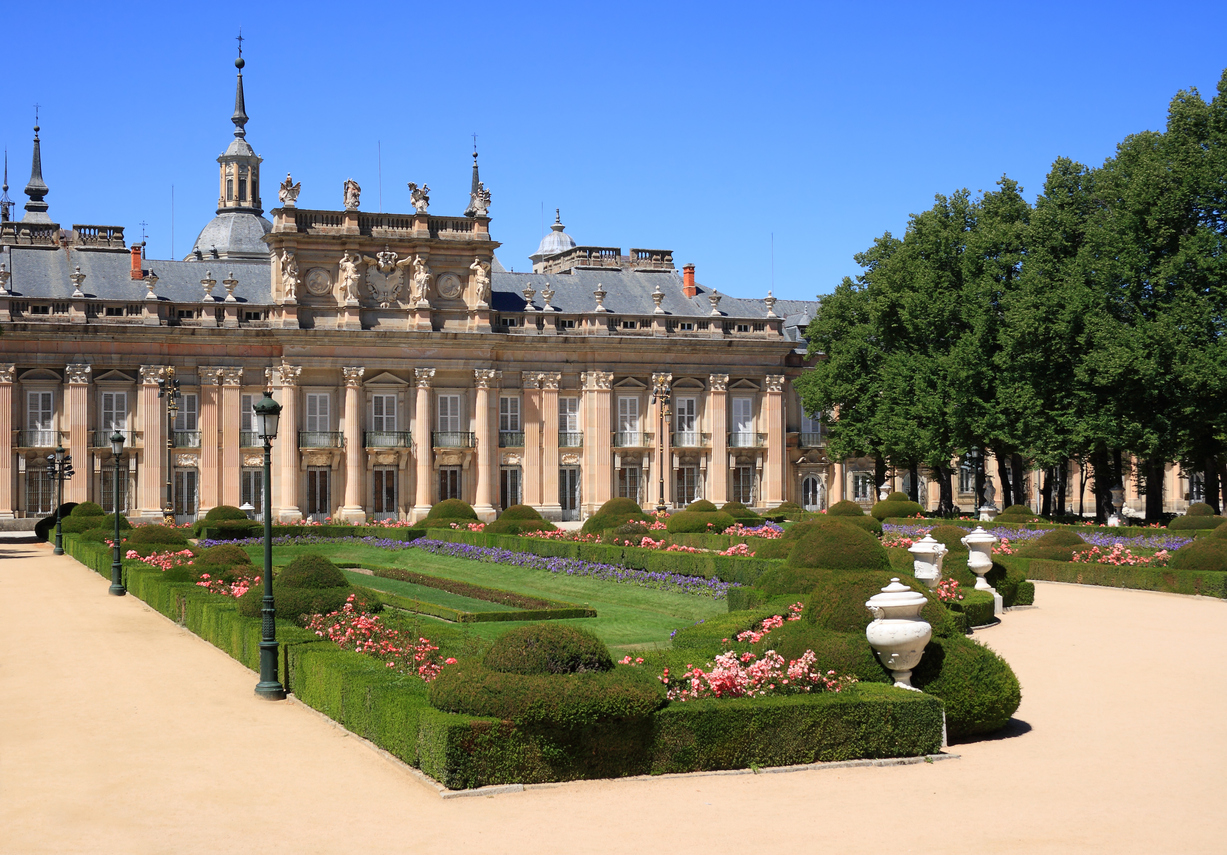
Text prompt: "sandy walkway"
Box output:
[[2, 541, 1224, 854]]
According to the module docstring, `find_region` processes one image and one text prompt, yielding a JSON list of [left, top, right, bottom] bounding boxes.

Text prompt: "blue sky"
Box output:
[[4, 1, 1226, 302]]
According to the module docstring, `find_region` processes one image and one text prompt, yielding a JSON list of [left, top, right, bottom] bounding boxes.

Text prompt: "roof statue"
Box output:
[[278, 173, 301, 207], [343, 179, 361, 211], [408, 182, 430, 214]]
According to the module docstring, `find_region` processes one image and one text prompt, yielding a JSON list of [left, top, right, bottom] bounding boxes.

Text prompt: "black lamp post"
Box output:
[[253, 389, 286, 700], [109, 430, 126, 596], [157, 367, 181, 524], [48, 445, 74, 555], [651, 377, 671, 514]]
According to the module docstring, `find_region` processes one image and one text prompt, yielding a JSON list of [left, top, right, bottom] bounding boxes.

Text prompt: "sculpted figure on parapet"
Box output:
[[408, 182, 430, 214], [338, 251, 362, 303], [279, 173, 301, 207], [280, 249, 299, 301], [411, 255, 433, 305], [470, 257, 491, 305], [343, 178, 361, 211]]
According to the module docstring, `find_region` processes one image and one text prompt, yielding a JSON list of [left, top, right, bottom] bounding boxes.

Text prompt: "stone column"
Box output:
[[473, 369, 500, 521], [581, 371, 613, 517], [521, 372, 543, 510], [832, 463, 845, 504], [198, 367, 223, 513], [539, 372, 562, 518], [653, 373, 672, 509], [0, 365, 13, 518], [274, 363, 302, 521], [138, 366, 167, 518], [708, 374, 728, 504], [340, 366, 366, 522], [411, 368, 434, 522], [763, 375, 785, 507], [220, 368, 243, 507], [64, 364, 91, 503]]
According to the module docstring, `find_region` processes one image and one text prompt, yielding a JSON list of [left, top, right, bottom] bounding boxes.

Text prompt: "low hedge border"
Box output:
[[1009, 555, 1227, 598], [59, 533, 944, 790], [426, 528, 781, 586], [200, 525, 427, 542], [364, 588, 597, 624], [885, 518, 1183, 539]]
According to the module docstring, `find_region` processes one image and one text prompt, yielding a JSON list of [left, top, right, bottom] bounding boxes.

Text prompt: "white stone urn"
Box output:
[[908, 534, 948, 590], [879, 482, 891, 502], [865, 578, 932, 690], [960, 526, 1003, 616]]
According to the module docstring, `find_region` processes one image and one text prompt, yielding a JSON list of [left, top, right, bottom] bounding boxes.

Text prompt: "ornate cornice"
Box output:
[[65, 363, 92, 385], [764, 374, 785, 393], [415, 368, 436, 388], [200, 367, 225, 385], [709, 373, 729, 392], [474, 368, 502, 389], [343, 366, 366, 387]]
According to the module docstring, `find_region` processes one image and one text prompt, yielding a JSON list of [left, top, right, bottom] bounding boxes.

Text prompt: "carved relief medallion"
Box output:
[[436, 272, 462, 300], [304, 267, 333, 297]]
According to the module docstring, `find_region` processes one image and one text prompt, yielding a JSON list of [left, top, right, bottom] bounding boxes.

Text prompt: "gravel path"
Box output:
[[2, 541, 1223, 854]]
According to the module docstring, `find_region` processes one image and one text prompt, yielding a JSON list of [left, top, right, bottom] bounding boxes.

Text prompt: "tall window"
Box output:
[[733, 465, 755, 504], [675, 398, 697, 445], [174, 394, 199, 431], [101, 467, 130, 514], [26, 467, 54, 514], [373, 467, 397, 519], [958, 458, 975, 494], [438, 466, 461, 501], [173, 469, 198, 522], [241, 469, 263, 520], [802, 476, 823, 511], [500, 468, 522, 509], [559, 397, 579, 432], [1190, 473, 1206, 503], [852, 472, 874, 501], [499, 396, 520, 432], [731, 397, 753, 444], [101, 392, 127, 431], [617, 397, 639, 443], [618, 466, 641, 501], [238, 164, 248, 201], [307, 467, 331, 520], [437, 395, 461, 431], [675, 466, 698, 506], [800, 412, 821, 446], [371, 394, 397, 431], [27, 391, 53, 445], [241, 394, 255, 432], [305, 393, 331, 432]]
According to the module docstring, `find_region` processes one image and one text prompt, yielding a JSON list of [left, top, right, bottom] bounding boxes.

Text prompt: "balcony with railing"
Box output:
[[433, 431, 475, 448], [299, 431, 344, 448], [172, 430, 201, 448], [15, 429, 64, 448], [729, 432, 766, 448], [671, 431, 711, 448], [559, 431, 584, 448], [364, 430, 413, 449], [799, 432, 824, 448], [498, 431, 525, 448], [612, 431, 654, 448], [240, 430, 261, 447], [91, 430, 141, 448]]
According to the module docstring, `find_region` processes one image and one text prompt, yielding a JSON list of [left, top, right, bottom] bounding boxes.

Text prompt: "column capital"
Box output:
[[522, 371, 541, 389], [765, 374, 785, 393], [269, 362, 302, 388], [415, 367, 436, 388], [580, 370, 613, 391], [342, 366, 365, 387], [200, 367, 225, 385], [709, 373, 729, 392], [651, 372, 672, 393], [220, 367, 244, 387], [540, 371, 562, 390], [65, 363, 92, 385], [474, 368, 501, 389], [139, 365, 167, 386], [0, 364, 14, 384]]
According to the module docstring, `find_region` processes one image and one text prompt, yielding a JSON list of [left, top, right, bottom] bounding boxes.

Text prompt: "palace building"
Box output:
[[0, 55, 837, 523]]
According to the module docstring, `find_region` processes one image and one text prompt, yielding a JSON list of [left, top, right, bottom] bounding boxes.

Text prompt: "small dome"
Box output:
[[531, 209, 576, 261], [188, 211, 272, 261]]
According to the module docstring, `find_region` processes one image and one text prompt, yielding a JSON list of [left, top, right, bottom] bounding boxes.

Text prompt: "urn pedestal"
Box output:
[[960, 525, 1003, 616], [865, 578, 932, 690]]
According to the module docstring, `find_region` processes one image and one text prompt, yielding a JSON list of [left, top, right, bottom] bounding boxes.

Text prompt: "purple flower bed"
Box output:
[[879, 524, 1191, 551], [882, 523, 1047, 543], [199, 534, 735, 598]]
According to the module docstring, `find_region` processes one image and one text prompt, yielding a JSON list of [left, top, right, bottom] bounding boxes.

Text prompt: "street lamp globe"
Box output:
[[110, 430, 125, 456], [254, 390, 281, 441]]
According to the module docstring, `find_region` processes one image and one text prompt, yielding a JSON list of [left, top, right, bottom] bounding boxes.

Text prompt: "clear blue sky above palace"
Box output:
[[5, 1, 1226, 302]]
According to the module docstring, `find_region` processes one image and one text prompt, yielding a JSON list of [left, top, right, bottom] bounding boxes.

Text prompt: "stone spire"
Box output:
[[232, 54, 249, 138], [23, 123, 51, 224], [213, 42, 263, 216], [1, 150, 12, 222], [464, 145, 491, 218]]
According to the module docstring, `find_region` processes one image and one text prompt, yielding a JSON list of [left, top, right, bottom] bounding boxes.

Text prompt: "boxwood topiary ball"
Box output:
[[203, 505, 251, 522], [484, 624, 613, 675], [685, 499, 718, 513], [277, 553, 348, 588], [69, 501, 105, 518], [786, 517, 891, 571], [425, 499, 479, 521], [665, 510, 736, 534], [801, 569, 958, 637], [911, 633, 1021, 739], [996, 505, 1039, 522], [581, 498, 651, 534], [1186, 502, 1215, 517], [1168, 514, 1226, 531], [1017, 528, 1090, 561], [833, 515, 884, 536], [928, 524, 971, 554], [827, 499, 867, 516], [484, 516, 558, 535], [1167, 538, 1227, 572], [498, 503, 546, 521], [126, 525, 190, 546], [870, 498, 924, 521], [193, 543, 253, 566]]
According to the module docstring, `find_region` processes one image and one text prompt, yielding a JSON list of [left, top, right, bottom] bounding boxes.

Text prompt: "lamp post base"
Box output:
[[255, 640, 286, 700]]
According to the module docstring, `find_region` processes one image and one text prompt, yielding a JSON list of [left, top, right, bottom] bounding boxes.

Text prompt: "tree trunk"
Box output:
[[936, 465, 955, 516], [1145, 458, 1165, 521], [907, 462, 920, 503], [1040, 467, 1053, 518], [1011, 454, 1027, 507], [995, 451, 1013, 509], [874, 456, 887, 497], [1077, 459, 1086, 519], [1205, 457, 1221, 514], [1090, 449, 1109, 523]]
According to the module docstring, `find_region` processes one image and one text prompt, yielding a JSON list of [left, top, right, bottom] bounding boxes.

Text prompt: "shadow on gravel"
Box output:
[[0, 536, 42, 547], [949, 718, 1032, 746]]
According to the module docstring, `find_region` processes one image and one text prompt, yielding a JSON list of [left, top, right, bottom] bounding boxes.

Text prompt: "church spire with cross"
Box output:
[[1, 149, 13, 222], [23, 110, 52, 224]]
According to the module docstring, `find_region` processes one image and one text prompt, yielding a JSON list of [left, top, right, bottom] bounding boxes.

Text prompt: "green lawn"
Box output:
[[254, 542, 725, 652], [342, 571, 520, 612]]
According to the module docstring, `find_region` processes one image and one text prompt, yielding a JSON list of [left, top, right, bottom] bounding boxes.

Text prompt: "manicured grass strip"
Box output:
[[343, 562, 577, 611], [346, 574, 598, 624], [343, 571, 522, 612]]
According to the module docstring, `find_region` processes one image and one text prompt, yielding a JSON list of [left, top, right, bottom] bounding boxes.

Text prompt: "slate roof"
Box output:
[[188, 211, 273, 260]]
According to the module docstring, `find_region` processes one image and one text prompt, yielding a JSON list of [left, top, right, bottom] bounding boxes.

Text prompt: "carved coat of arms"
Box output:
[[363, 248, 413, 308]]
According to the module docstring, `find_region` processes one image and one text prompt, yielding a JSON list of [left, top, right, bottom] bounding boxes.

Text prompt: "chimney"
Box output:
[[130, 244, 143, 280], [682, 263, 696, 298]]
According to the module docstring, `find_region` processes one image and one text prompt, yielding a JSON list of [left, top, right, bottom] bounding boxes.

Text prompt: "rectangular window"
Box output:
[[732, 397, 753, 435], [559, 467, 581, 521], [678, 322, 694, 331], [437, 395, 461, 432], [371, 394, 397, 432], [500, 468, 522, 509], [307, 467, 331, 520], [173, 469, 198, 522], [675, 466, 698, 506], [174, 393, 199, 431], [241, 469, 264, 520], [26, 468, 55, 515], [958, 459, 974, 494], [499, 396, 520, 432], [733, 466, 756, 505], [305, 393, 331, 432], [101, 467, 130, 514], [852, 472, 875, 502], [101, 392, 128, 431], [438, 466, 462, 502], [241, 394, 255, 432], [27, 391, 53, 445], [559, 397, 579, 433], [801, 412, 821, 434], [617, 397, 639, 432], [617, 466, 641, 501], [373, 467, 397, 519], [674, 397, 697, 444]]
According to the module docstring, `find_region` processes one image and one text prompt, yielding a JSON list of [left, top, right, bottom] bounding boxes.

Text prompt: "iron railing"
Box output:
[[298, 431, 344, 448], [729, 432, 766, 448], [671, 431, 711, 448], [559, 431, 584, 448], [612, 431, 654, 448], [498, 431, 525, 448], [91, 430, 141, 448], [433, 431, 475, 448], [364, 430, 413, 449]]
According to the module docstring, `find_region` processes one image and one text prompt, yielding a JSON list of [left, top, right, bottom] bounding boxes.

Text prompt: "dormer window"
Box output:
[[226, 164, 234, 201]]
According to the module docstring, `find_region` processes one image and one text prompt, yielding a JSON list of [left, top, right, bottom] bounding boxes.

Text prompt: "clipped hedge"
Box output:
[[1167, 538, 1227, 573], [1015, 556, 1227, 598], [278, 553, 348, 588], [686, 500, 718, 512], [911, 633, 1021, 739], [484, 624, 613, 675], [1169, 514, 1226, 531], [787, 518, 892, 572], [665, 510, 736, 534], [425, 499, 478, 522], [193, 543, 254, 566], [995, 505, 1039, 523], [484, 517, 558, 535], [126, 525, 190, 547], [581, 498, 651, 534], [949, 589, 997, 628], [870, 498, 924, 521], [928, 524, 971, 554], [720, 502, 762, 523], [70, 501, 105, 518], [63, 512, 130, 534], [1017, 529, 1090, 562], [827, 500, 868, 516]]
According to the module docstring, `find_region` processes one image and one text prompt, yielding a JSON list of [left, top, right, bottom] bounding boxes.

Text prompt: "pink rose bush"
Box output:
[[1071, 544, 1170, 566], [661, 649, 855, 701], [305, 595, 454, 680], [127, 548, 195, 571], [935, 578, 964, 603]]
